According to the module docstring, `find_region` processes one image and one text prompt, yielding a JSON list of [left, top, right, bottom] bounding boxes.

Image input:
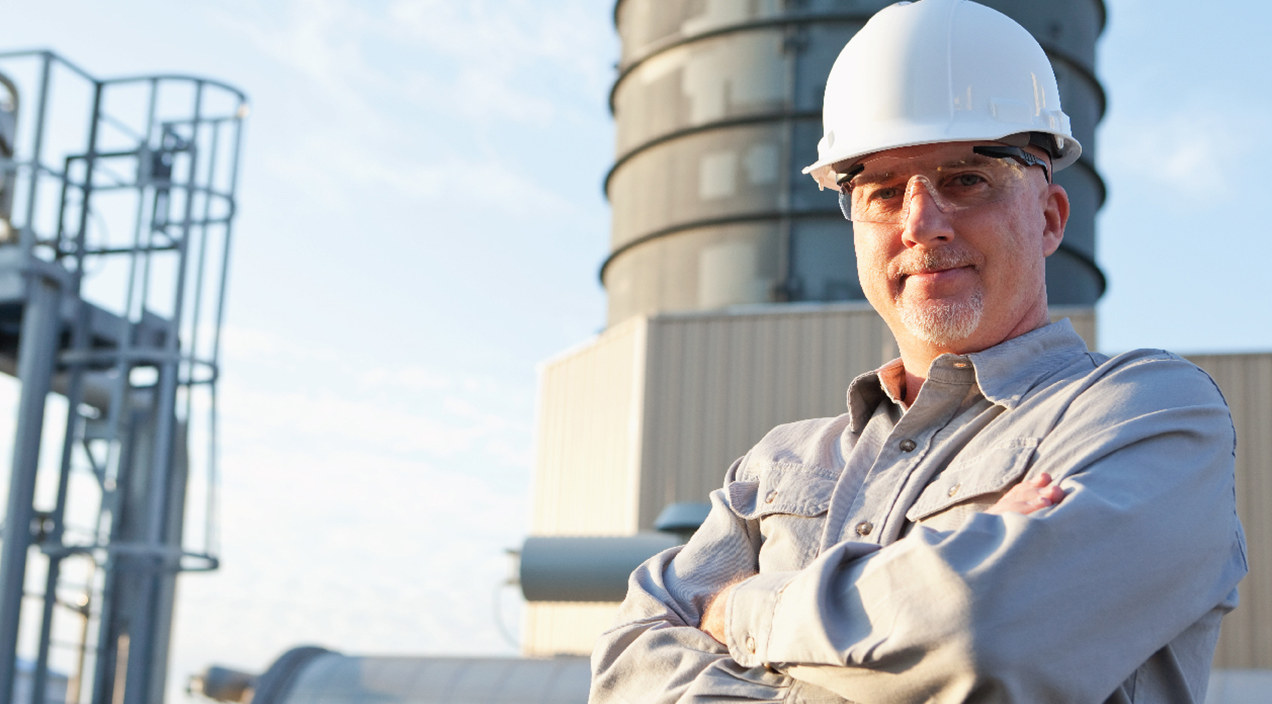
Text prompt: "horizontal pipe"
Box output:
[[519, 534, 680, 602]]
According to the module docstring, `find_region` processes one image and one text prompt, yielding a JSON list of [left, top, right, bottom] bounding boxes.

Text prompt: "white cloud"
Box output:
[[220, 325, 342, 363], [215, 0, 611, 128], [220, 378, 529, 459], [384, 0, 614, 99], [214, 325, 535, 465], [212, 0, 611, 221], [170, 444, 528, 679], [357, 365, 453, 392], [1100, 104, 1271, 207]]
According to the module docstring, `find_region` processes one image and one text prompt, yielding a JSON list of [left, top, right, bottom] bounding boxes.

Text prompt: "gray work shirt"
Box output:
[[589, 320, 1247, 703]]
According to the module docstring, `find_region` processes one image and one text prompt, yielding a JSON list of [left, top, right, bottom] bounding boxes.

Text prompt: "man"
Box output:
[[590, 0, 1247, 702]]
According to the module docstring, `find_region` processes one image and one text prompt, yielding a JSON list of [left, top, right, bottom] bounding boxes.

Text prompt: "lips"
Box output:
[[903, 265, 973, 284], [893, 250, 979, 287]]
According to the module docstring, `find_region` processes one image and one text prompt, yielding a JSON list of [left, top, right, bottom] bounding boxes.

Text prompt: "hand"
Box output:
[[985, 472, 1065, 516], [699, 583, 738, 645]]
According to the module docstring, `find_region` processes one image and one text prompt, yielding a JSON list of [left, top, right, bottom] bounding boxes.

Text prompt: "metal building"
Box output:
[[0, 51, 245, 704], [1192, 354, 1272, 670]]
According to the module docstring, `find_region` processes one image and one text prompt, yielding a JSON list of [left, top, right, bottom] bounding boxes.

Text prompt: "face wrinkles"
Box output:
[[889, 246, 986, 345], [852, 142, 1060, 356]]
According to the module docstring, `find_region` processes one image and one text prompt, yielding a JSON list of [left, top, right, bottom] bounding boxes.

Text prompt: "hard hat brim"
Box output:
[[803, 129, 1082, 191]]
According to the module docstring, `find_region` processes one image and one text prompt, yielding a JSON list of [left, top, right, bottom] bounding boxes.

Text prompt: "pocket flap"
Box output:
[[727, 464, 835, 519], [906, 437, 1041, 523]]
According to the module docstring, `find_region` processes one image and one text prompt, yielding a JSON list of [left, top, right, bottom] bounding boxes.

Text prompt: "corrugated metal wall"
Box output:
[[1188, 353, 1272, 669], [636, 303, 894, 529], [521, 602, 626, 659], [526, 305, 1096, 656], [529, 318, 648, 537], [523, 319, 648, 657]]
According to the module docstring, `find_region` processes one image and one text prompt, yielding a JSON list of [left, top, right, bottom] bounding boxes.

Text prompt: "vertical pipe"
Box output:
[[90, 75, 159, 704], [121, 79, 204, 704], [67, 565, 92, 704], [206, 111, 245, 559], [18, 53, 52, 253], [30, 76, 103, 704], [89, 411, 140, 704], [183, 120, 220, 422], [0, 265, 63, 704]]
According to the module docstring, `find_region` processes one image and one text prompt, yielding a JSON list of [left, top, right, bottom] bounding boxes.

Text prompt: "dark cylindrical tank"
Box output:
[[603, 0, 1106, 326]]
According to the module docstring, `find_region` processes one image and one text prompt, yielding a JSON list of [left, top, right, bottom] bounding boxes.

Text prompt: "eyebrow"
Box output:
[[847, 169, 899, 187]]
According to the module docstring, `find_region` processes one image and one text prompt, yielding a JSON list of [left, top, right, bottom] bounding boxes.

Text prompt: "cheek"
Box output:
[[989, 212, 1049, 292], [853, 234, 887, 293]]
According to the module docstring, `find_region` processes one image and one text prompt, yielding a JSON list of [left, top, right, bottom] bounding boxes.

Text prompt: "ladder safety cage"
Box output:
[[0, 50, 246, 704]]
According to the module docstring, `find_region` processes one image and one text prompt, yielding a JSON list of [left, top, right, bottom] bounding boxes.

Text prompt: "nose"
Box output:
[[900, 177, 955, 248]]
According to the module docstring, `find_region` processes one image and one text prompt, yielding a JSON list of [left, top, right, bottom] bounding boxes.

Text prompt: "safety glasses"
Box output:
[[834, 145, 1050, 224]]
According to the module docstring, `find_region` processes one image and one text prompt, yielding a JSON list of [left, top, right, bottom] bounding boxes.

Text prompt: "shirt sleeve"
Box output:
[[590, 456, 840, 703], [724, 354, 1247, 702]]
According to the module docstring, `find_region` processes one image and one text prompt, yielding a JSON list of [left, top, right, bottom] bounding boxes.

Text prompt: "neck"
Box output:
[[895, 303, 1051, 407]]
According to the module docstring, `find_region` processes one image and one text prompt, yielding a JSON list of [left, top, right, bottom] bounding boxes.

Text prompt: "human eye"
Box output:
[[936, 169, 999, 203], [853, 183, 903, 217], [870, 185, 903, 202], [945, 171, 989, 189]]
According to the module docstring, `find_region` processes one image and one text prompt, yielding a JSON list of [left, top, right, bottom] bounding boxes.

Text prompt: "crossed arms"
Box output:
[[590, 353, 1246, 703], [697, 474, 1065, 646]]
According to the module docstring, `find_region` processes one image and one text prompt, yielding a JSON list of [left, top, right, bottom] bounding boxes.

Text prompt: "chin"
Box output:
[[898, 291, 985, 347]]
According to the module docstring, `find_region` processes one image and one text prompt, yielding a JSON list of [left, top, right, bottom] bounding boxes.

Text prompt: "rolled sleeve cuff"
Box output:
[[726, 571, 800, 668]]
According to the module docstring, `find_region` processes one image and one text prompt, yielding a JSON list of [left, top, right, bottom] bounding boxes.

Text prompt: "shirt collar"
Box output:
[[966, 318, 1088, 408], [845, 319, 1089, 432]]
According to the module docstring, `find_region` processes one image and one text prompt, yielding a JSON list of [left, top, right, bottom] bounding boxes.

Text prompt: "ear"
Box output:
[[1041, 183, 1069, 256]]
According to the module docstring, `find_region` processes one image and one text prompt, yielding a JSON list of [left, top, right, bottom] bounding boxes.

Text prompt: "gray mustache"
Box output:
[[894, 249, 979, 276]]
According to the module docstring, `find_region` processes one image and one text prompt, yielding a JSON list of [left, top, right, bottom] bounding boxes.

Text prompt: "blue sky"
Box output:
[[0, 0, 1267, 700]]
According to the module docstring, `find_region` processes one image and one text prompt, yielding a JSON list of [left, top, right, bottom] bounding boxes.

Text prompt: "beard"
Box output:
[[898, 288, 984, 345], [891, 248, 985, 345]]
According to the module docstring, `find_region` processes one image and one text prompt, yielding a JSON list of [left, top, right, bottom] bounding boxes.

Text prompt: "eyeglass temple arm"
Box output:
[[972, 145, 1051, 183], [834, 163, 865, 189], [834, 145, 1051, 189]]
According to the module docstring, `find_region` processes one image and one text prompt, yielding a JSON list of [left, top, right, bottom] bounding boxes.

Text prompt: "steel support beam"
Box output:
[[0, 261, 65, 704]]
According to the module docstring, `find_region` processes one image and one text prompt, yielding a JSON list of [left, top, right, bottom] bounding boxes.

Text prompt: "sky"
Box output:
[[0, 0, 1266, 701]]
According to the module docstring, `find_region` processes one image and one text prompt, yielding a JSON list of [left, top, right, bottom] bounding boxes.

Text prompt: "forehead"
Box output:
[[835, 141, 999, 175]]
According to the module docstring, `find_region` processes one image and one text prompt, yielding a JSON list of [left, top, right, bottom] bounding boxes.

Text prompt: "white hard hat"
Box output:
[[803, 0, 1082, 189]]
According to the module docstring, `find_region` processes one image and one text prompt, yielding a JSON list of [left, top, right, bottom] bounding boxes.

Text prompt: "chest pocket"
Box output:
[[906, 437, 1041, 527], [728, 464, 835, 572]]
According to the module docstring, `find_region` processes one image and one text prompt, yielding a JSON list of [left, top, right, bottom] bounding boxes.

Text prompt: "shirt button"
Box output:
[[745, 636, 757, 653], [948, 483, 961, 497], [855, 521, 873, 536], [900, 439, 917, 452], [764, 490, 777, 504]]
